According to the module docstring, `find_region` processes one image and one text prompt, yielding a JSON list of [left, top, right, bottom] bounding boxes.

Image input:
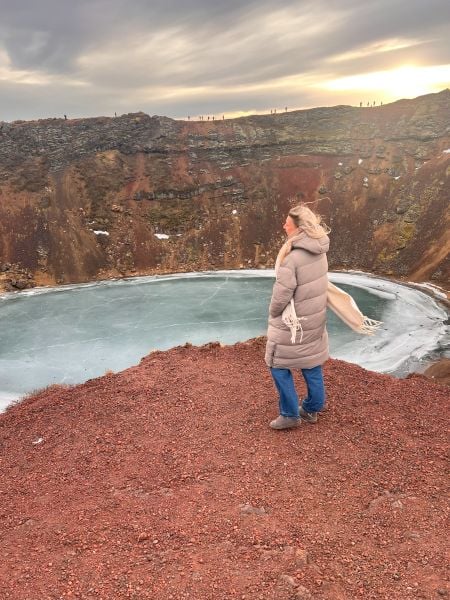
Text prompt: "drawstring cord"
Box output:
[[282, 299, 308, 344]]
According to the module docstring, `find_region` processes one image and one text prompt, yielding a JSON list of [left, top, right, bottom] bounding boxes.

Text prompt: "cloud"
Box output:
[[328, 38, 427, 63], [0, 0, 449, 120], [74, 4, 345, 89]]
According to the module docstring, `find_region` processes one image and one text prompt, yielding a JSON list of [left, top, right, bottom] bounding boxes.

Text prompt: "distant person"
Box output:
[[64, 114, 67, 120], [360, 101, 362, 107], [285, 106, 288, 112], [266, 204, 330, 430]]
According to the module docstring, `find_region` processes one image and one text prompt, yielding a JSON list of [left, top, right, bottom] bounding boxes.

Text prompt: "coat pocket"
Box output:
[[264, 340, 277, 367]]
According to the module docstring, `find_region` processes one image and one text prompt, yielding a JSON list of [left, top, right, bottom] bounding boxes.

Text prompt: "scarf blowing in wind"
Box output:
[[275, 232, 382, 343]]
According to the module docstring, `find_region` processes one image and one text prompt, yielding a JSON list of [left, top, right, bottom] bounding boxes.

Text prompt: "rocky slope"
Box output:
[[0, 90, 449, 291], [1, 339, 448, 599]]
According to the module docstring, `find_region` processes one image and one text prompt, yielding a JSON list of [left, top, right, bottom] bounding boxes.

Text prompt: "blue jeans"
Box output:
[[270, 366, 325, 418]]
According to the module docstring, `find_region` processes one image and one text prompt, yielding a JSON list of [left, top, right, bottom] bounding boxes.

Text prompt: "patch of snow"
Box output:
[[394, 176, 401, 180], [358, 158, 363, 165], [338, 162, 343, 166], [93, 230, 109, 236], [232, 209, 238, 215], [32, 437, 43, 445], [442, 148, 450, 154], [154, 233, 170, 240]]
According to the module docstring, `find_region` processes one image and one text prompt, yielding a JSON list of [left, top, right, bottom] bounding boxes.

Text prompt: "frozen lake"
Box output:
[[0, 270, 447, 411]]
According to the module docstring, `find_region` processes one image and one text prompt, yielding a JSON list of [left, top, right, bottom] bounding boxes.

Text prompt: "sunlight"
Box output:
[[321, 64, 450, 100]]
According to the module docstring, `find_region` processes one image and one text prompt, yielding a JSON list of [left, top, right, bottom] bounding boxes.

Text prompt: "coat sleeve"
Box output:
[[269, 263, 297, 317]]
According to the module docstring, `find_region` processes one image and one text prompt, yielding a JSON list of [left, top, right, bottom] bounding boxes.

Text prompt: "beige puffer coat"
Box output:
[[265, 232, 330, 369]]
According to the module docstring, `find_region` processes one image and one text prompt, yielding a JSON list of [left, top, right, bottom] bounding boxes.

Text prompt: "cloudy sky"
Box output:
[[1, 0, 449, 122]]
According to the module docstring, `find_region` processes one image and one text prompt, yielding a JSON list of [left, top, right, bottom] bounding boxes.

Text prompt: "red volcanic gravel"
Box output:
[[0, 338, 449, 600]]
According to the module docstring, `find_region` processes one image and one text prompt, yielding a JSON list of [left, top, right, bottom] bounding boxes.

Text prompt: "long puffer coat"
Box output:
[[265, 232, 330, 370]]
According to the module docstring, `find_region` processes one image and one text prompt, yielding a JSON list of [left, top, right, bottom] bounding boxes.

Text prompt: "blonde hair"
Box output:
[[275, 202, 330, 269], [288, 203, 330, 239]]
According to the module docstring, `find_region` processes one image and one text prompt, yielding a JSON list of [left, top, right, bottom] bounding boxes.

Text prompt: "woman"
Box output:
[[266, 203, 330, 430]]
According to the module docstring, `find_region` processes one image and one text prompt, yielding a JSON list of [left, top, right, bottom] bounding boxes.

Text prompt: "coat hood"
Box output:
[[291, 232, 330, 255]]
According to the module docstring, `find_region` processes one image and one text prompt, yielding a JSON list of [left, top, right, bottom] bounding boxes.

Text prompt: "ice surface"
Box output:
[[0, 271, 447, 411], [329, 272, 447, 374]]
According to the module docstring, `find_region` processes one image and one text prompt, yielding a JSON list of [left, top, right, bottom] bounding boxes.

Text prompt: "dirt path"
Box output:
[[1, 339, 448, 599]]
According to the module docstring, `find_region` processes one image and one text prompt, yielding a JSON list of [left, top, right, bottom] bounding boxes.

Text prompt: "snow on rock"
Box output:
[[442, 148, 450, 154], [93, 230, 109, 236], [358, 158, 363, 164], [154, 233, 170, 240], [232, 209, 238, 215]]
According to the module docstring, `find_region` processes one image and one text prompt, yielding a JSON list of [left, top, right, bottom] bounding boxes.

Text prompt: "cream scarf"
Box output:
[[274, 234, 382, 342]]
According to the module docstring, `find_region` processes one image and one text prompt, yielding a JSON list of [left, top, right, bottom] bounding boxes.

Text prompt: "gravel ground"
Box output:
[[0, 338, 449, 600]]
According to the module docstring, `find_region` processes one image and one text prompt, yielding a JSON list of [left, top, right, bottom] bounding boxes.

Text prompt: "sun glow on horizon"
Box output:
[[321, 64, 450, 100]]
